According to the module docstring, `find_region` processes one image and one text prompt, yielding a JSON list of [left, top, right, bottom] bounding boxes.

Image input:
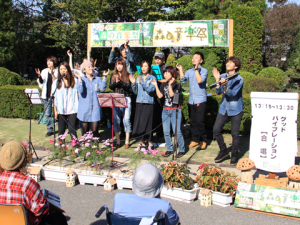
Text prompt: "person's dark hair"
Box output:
[[163, 66, 177, 79], [140, 60, 151, 74], [113, 58, 130, 83], [46, 56, 58, 68], [226, 56, 242, 71], [119, 44, 129, 53], [57, 62, 75, 89], [193, 51, 204, 62]]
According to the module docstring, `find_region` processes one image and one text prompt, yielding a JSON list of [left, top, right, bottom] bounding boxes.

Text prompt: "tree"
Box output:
[[0, 0, 15, 66], [263, 3, 300, 69]]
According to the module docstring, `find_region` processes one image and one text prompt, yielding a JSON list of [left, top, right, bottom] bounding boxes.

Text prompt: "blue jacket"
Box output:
[[215, 72, 244, 116], [113, 193, 179, 225], [108, 48, 134, 74], [181, 67, 208, 104], [77, 75, 107, 122], [132, 75, 156, 104]]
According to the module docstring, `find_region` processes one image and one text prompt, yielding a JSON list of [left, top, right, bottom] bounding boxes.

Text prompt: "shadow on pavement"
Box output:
[[90, 219, 107, 225]]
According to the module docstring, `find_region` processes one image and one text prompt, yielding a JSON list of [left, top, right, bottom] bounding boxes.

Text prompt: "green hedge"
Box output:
[[1, 85, 299, 138], [257, 67, 285, 85], [0, 67, 25, 86]]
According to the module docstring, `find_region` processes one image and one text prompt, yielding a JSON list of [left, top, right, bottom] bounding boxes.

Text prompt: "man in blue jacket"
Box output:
[[212, 56, 244, 165], [108, 40, 134, 74]]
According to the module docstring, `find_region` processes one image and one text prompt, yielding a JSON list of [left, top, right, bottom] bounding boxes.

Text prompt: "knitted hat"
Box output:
[[80, 61, 93, 73], [132, 163, 164, 198], [0, 141, 26, 171]]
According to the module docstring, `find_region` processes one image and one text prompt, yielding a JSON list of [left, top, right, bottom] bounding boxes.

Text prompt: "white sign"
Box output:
[[249, 92, 299, 173]]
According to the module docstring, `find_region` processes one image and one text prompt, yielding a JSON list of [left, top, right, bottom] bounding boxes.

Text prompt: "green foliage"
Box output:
[[243, 77, 281, 94], [239, 71, 256, 82], [161, 161, 194, 190], [228, 6, 263, 74], [202, 53, 223, 87], [257, 67, 285, 85], [0, 67, 25, 86], [176, 55, 193, 73], [165, 53, 176, 67], [0, 0, 15, 65], [196, 162, 239, 196], [285, 68, 300, 85]]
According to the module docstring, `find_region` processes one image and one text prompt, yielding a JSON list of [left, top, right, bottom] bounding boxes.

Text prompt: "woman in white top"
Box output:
[[53, 62, 79, 139], [35, 56, 58, 137]]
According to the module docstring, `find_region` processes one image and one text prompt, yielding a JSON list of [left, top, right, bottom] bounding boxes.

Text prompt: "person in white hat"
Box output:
[[113, 163, 179, 225]]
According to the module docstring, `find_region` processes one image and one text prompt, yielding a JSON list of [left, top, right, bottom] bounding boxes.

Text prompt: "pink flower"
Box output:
[[71, 139, 77, 147], [49, 140, 54, 143], [55, 143, 59, 147], [143, 150, 148, 155], [75, 148, 79, 154], [85, 143, 90, 147], [160, 152, 166, 156], [86, 152, 91, 157], [81, 147, 86, 150], [92, 145, 97, 149], [66, 144, 69, 148], [22, 141, 29, 147], [61, 144, 65, 147], [134, 148, 139, 152], [141, 147, 146, 152], [97, 168, 101, 171], [45, 149, 49, 152], [101, 145, 106, 149]]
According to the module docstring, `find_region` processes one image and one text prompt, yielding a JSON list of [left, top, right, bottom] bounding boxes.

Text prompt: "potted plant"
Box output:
[[160, 161, 199, 203], [196, 162, 239, 207]]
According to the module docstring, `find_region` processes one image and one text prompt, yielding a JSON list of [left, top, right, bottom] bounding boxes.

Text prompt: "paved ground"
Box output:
[[33, 150, 299, 225]]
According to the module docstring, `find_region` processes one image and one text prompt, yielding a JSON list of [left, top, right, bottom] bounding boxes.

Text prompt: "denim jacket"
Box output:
[[132, 75, 156, 104], [215, 72, 244, 116], [108, 48, 134, 74], [181, 67, 208, 104]]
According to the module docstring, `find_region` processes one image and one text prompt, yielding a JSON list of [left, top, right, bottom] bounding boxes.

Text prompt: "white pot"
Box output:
[[161, 186, 200, 203], [77, 172, 107, 186], [198, 188, 234, 207], [115, 176, 133, 190], [42, 166, 68, 182]]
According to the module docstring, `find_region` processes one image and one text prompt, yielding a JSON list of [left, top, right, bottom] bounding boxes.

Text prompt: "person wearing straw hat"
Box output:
[[0, 141, 67, 225], [113, 163, 179, 225]]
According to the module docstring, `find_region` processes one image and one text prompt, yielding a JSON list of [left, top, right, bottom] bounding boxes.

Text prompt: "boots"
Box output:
[[214, 145, 230, 163], [230, 152, 239, 165]]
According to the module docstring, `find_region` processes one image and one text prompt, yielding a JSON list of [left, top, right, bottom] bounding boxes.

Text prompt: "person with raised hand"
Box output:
[[35, 56, 58, 137], [75, 60, 109, 138], [151, 66, 185, 158], [108, 39, 134, 74], [130, 60, 156, 150]]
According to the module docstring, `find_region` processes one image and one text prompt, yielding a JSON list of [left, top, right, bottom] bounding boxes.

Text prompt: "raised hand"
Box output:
[[129, 74, 136, 84], [94, 59, 97, 67], [110, 41, 116, 51], [150, 79, 157, 86], [169, 77, 175, 85], [124, 39, 129, 48], [67, 50, 72, 58], [138, 76, 142, 82], [35, 68, 41, 77], [73, 71, 82, 81], [103, 69, 110, 76], [212, 68, 220, 82], [176, 63, 183, 71]]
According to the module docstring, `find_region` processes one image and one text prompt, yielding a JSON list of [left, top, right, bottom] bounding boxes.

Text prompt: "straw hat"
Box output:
[[132, 163, 164, 198], [0, 141, 26, 171]]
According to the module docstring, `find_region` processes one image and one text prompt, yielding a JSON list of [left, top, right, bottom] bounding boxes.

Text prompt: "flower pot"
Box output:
[[77, 172, 107, 186], [42, 166, 69, 182], [198, 188, 234, 207], [161, 186, 200, 203], [115, 176, 133, 190]]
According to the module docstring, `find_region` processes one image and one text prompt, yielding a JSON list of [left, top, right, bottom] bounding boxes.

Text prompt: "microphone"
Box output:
[[58, 74, 65, 82]]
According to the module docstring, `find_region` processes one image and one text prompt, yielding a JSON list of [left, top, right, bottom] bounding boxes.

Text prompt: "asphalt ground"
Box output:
[[39, 180, 299, 225]]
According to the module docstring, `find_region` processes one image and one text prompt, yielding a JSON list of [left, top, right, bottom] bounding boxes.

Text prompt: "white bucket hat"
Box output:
[[132, 163, 164, 198]]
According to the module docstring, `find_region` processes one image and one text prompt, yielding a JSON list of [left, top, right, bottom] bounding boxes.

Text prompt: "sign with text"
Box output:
[[249, 92, 299, 173], [90, 20, 229, 48], [235, 182, 300, 217]]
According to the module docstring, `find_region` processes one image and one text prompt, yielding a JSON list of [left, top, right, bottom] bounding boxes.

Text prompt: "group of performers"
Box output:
[[36, 41, 244, 165]]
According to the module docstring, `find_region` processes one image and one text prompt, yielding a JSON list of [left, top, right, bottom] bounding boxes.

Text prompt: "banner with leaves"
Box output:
[[235, 182, 300, 217], [90, 20, 229, 48]]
